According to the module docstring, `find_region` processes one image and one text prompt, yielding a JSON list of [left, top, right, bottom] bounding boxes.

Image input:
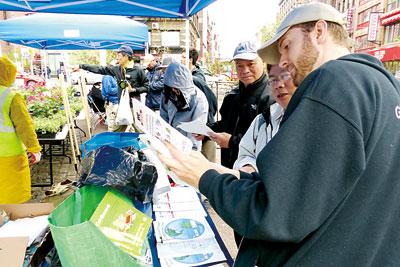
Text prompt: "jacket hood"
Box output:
[[192, 66, 206, 81], [0, 56, 17, 87], [164, 62, 196, 104], [338, 53, 400, 95]]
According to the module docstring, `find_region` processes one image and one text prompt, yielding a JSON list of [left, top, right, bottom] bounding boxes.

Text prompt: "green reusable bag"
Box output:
[[48, 185, 146, 267]]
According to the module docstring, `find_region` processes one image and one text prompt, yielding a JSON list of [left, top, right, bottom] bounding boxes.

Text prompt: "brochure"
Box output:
[[157, 236, 225, 258], [154, 186, 199, 204], [153, 217, 214, 243], [141, 146, 171, 196], [158, 249, 226, 267], [90, 190, 152, 258], [177, 120, 214, 136], [131, 99, 193, 155]]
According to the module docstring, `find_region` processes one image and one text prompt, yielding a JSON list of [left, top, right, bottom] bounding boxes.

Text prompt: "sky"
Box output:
[[205, 0, 279, 59]]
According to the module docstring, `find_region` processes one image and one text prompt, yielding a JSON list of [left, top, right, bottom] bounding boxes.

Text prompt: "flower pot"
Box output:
[[36, 132, 57, 139]]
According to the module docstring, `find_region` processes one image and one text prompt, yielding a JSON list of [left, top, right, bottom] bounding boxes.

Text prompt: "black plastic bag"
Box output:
[[79, 145, 158, 203]]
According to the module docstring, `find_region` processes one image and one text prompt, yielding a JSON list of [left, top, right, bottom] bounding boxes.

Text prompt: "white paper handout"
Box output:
[[155, 209, 207, 219], [154, 186, 199, 204], [158, 248, 226, 267], [131, 99, 192, 155], [0, 215, 49, 247], [157, 236, 224, 258], [153, 200, 205, 213], [153, 216, 214, 244], [142, 146, 171, 196], [176, 120, 214, 136]]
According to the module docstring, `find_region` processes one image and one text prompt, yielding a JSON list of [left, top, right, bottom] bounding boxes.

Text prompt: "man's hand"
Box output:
[[71, 66, 80, 72], [209, 132, 231, 148], [27, 152, 41, 165], [192, 134, 205, 141], [126, 83, 136, 93], [158, 141, 214, 188], [239, 164, 257, 174]]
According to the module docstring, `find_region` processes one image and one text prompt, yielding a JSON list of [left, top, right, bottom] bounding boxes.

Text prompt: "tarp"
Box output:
[[0, 13, 148, 50], [0, 0, 216, 18]]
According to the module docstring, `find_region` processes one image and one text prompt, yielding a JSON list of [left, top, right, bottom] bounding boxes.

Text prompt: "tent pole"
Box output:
[[78, 76, 92, 138], [99, 50, 106, 66], [185, 18, 190, 69], [43, 50, 48, 81], [59, 74, 78, 170]]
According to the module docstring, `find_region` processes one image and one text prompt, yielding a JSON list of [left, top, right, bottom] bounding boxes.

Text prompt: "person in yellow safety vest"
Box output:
[[0, 56, 42, 204]]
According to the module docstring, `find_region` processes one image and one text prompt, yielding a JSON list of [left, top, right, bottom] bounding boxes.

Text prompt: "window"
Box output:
[[358, 4, 379, 25], [359, 0, 373, 6], [355, 34, 379, 50], [387, 0, 400, 12], [384, 22, 400, 43]]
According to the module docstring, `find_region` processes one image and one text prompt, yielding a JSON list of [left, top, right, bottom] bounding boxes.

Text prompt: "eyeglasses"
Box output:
[[269, 73, 292, 85]]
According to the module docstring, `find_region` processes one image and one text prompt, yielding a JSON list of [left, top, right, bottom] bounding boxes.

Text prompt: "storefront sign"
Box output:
[[161, 31, 180, 47], [347, 8, 354, 33], [367, 46, 400, 62], [367, 13, 380, 41]]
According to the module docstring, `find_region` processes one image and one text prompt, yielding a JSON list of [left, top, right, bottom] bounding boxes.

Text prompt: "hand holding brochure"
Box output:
[[131, 99, 192, 155], [176, 120, 214, 136]]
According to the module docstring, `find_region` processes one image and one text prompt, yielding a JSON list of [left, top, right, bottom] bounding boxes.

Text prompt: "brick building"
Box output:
[[277, 0, 400, 76]]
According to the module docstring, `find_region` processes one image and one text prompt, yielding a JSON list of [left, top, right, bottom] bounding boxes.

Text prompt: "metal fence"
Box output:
[[208, 81, 237, 121]]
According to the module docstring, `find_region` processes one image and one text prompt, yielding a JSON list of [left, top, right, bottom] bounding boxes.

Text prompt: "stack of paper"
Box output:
[[153, 186, 226, 266], [0, 215, 48, 247], [153, 186, 206, 219]]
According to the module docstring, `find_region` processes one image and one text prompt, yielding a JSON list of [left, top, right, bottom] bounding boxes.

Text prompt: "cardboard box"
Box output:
[[0, 203, 54, 267]]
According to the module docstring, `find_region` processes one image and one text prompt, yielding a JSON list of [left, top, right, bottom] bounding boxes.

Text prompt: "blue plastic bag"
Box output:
[[80, 132, 146, 158]]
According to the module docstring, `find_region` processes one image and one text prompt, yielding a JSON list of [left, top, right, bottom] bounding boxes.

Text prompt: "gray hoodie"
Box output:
[[160, 62, 208, 150]]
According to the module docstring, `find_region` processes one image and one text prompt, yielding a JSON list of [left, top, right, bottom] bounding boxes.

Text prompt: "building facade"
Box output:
[[277, 0, 400, 76], [364, 0, 400, 76], [136, 11, 219, 66], [278, 0, 335, 21]]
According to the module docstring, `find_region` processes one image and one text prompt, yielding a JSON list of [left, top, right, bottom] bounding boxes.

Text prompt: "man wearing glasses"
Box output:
[[233, 64, 296, 173]]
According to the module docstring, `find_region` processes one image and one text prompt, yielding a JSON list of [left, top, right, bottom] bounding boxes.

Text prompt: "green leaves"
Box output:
[[18, 85, 83, 134]]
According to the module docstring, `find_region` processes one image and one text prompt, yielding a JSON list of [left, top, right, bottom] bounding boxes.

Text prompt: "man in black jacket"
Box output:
[[208, 41, 272, 168], [189, 48, 218, 162], [159, 3, 400, 266], [74, 45, 148, 100]]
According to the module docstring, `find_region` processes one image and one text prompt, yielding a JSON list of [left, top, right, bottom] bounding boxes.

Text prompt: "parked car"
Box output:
[[70, 70, 103, 85], [15, 73, 46, 88]]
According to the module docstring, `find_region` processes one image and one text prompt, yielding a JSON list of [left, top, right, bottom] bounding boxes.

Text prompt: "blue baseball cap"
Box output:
[[232, 41, 258, 60], [114, 45, 133, 57]]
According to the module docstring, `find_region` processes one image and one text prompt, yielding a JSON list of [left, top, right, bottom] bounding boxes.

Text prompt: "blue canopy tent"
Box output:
[[0, 0, 218, 67], [0, 13, 148, 50], [0, 0, 216, 18]]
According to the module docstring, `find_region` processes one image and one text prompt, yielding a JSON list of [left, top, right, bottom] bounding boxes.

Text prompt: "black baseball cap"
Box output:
[[114, 45, 133, 57]]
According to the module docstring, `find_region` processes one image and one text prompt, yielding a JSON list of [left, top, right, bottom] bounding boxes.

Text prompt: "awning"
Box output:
[[0, 0, 217, 18], [366, 45, 400, 62], [381, 13, 400, 26], [0, 13, 148, 50]]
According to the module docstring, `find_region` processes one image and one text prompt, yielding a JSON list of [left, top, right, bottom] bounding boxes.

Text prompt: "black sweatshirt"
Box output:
[[80, 64, 148, 100], [200, 54, 400, 266], [209, 73, 272, 168]]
